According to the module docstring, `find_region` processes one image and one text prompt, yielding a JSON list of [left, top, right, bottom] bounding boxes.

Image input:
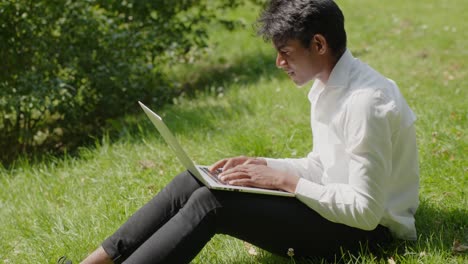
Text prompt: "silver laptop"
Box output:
[[139, 101, 294, 197]]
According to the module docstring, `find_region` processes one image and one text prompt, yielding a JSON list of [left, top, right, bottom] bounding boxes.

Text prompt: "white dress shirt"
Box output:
[[266, 50, 419, 240]]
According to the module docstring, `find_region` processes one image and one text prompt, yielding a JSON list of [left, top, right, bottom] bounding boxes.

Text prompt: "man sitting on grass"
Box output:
[[61, 0, 419, 263]]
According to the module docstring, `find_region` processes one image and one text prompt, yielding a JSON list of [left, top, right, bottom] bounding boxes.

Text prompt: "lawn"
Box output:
[[0, 0, 466, 263]]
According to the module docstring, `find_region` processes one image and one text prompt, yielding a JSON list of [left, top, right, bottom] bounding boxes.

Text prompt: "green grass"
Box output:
[[1, 0, 467, 263]]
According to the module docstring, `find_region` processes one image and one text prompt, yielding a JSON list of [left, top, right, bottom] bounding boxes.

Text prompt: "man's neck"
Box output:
[[318, 49, 346, 84]]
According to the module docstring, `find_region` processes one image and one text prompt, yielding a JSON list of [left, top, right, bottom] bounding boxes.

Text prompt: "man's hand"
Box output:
[[210, 156, 299, 193], [210, 156, 266, 173]]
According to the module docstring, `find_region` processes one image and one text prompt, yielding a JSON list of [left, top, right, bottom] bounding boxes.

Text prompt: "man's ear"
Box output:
[[312, 34, 328, 55]]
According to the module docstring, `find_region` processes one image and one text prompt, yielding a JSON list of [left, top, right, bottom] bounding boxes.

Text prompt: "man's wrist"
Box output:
[[255, 157, 267, 166], [278, 173, 300, 193]]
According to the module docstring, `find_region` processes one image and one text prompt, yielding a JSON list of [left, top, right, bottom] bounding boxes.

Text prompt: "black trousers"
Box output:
[[102, 171, 390, 263]]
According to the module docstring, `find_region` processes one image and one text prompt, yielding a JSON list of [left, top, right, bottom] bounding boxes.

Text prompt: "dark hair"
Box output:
[[257, 0, 347, 56]]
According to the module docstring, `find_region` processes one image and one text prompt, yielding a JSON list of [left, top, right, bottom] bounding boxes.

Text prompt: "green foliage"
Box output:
[[0, 0, 244, 164]]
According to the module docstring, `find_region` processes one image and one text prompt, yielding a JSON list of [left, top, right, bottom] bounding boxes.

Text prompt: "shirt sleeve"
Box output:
[[294, 90, 397, 230], [264, 151, 323, 184]]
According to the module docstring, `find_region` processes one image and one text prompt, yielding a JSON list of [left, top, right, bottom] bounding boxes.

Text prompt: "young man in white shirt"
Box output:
[[72, 0, 419, 263]]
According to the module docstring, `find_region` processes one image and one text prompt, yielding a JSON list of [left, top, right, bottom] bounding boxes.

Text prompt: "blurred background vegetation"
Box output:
[[0, 0, 265, 165]]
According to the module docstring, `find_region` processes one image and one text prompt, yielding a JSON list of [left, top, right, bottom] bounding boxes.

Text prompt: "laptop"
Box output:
[[138, 101, 294, 197]]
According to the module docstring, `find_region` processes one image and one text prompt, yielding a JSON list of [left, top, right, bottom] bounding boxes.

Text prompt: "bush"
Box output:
[[0, 0, 247, 164]]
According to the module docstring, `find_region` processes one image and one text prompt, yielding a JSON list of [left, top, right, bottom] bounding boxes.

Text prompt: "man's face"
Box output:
[[275, 38, 324, 86]]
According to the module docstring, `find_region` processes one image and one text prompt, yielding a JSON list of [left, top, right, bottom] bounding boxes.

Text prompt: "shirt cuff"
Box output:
[[264, 158, 287, 171], [294, 177, 324, 200]]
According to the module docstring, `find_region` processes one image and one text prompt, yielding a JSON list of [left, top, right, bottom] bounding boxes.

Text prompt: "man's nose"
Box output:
[[276, 53, 287, 68]]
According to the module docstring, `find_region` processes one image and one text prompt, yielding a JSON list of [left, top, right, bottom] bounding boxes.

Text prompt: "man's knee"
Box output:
[[164, 171, 200, 194], [179, 187, 221, 221], [172, 170, 194, 184]]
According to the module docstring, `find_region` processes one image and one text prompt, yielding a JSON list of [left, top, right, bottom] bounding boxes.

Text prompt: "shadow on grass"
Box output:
[[106, 48, 279, 136], [368, 199, 468, 262], [107, 50, 280, 142], [116, 97, 254, 141], [176, 49, 279, 98], [412, 199, 467, 249]]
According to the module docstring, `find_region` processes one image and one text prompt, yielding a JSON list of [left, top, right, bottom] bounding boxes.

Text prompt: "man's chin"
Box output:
[[290, 76, 313, 87], [291, 78, 307, 87]]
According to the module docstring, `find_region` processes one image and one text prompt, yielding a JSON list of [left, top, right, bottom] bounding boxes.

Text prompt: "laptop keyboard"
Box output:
[[200, 167, 224, 184]]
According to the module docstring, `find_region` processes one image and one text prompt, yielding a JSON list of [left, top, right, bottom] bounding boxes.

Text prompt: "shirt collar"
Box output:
[[309, 49, 354, 99], [309, 49, 355, 122], [325, 49, 354, 89]]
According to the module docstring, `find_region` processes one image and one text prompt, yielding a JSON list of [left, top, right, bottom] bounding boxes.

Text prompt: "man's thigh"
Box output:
[[212, 190, 387, 259]]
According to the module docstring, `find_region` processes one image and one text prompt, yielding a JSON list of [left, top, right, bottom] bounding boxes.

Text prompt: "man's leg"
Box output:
[[82, 171, 204, 264], [119, 188, 390, 263], [214, 191, 391, 260], [122, 187, 221, 263]]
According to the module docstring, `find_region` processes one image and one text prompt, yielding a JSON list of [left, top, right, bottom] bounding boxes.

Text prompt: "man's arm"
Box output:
[[264, 151, 323, 184]]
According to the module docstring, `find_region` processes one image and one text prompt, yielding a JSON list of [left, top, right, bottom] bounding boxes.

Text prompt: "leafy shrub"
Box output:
[[0, 0, 246, 164]]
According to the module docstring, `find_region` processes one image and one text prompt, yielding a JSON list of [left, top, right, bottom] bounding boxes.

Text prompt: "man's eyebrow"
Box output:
[[276, 44, 286, 50], [276, 44, 288, 50], [274, 40, 287, 50]]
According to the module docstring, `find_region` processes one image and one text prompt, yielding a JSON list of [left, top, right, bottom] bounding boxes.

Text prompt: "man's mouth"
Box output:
[[286, 71, 295, 76]]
